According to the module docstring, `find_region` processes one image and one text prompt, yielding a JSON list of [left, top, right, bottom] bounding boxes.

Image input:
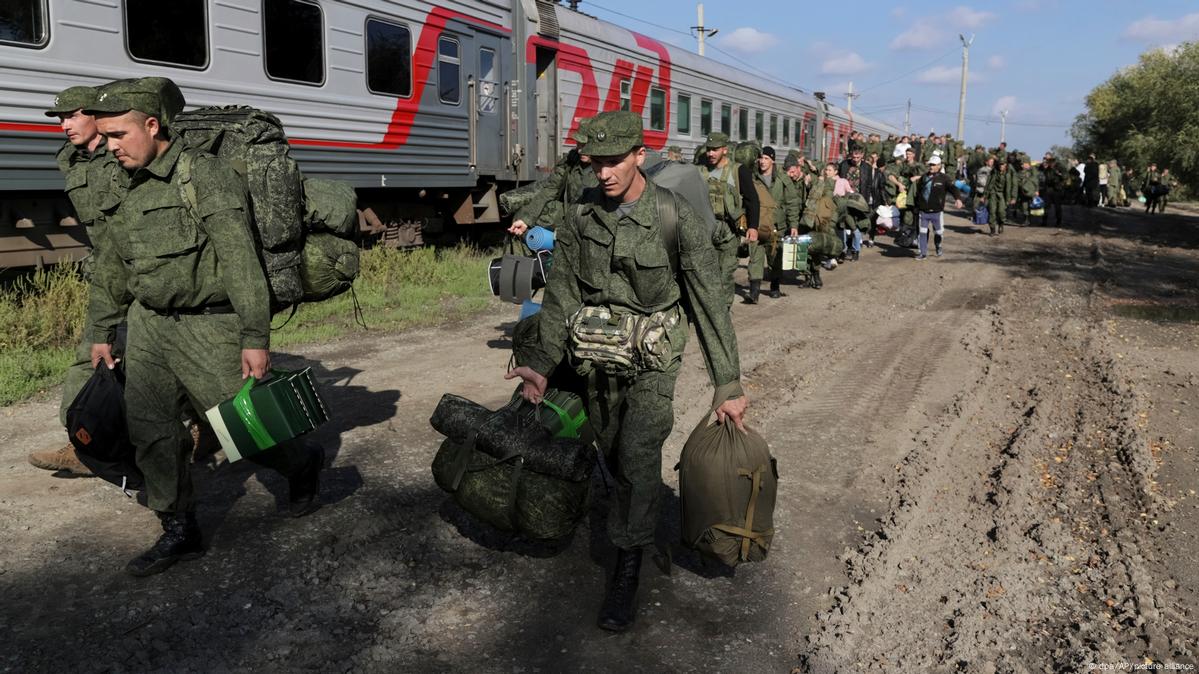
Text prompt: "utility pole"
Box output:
[[690, 3, 718, 57], [1000, 109, 1008, 144], [957, 33, 974, 141], [904, 98, 911, 135], [845, 81, 857, 114]]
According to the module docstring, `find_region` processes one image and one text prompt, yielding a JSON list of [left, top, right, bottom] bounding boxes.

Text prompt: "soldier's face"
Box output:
[[706, 146, 727, 165], [787, 166, 803, 180], [758, 155, 774, 174], [96, 111, 162, 170], [591, 147, 646, 200], [58, 109, 98, 147]]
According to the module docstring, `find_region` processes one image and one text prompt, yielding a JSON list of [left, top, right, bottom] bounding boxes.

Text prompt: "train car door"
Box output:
[[470, 31, 509, 175]]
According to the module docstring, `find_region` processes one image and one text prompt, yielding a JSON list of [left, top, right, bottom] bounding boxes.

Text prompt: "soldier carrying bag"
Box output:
[[677, 400, 777, 567]]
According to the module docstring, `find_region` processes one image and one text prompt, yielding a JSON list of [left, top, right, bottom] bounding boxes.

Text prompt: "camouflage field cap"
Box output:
[[570, 117, 592, 145], [86, 77, 187, 127], [706, 132, 730, 149], [577, 110, 643, 157], [783, 150, 802, 170], [44, 85, 99, 117]]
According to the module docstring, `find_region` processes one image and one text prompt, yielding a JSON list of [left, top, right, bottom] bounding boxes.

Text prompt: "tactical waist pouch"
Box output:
[[567, 305, 681, 375]]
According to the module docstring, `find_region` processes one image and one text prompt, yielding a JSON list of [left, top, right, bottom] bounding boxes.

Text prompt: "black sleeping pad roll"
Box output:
[[473, 406, 593, 483]]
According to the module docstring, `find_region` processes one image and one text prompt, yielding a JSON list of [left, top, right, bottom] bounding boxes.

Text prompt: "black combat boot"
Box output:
[[810, 266, 823, 289], [768, 280, 785, 299], [288, 447, 325, 518], [126, 511, 204, 577], [598, 547, 643, 632], [743, 280, 760, 304]]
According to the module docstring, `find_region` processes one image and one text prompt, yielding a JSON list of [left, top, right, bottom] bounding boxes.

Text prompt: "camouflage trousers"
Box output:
[[584, 364, 679, 550], [745, 235, 782, 282], [714, 223, 739, 307], [125, 302, 315, 513]]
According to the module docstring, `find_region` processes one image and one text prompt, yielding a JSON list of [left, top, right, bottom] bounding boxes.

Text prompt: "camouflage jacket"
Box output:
[[984, 168, 1018, 202], [752, 168, 800, 232], [56, 139, 125, 228], [520, 175, 743, 398], [509, 151, 596, 228], [88, 139, 271, 349]]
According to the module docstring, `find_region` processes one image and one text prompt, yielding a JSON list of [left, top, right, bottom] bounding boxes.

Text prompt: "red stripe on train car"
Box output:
[[0, 122, 61, 134], [289, 6, 509, 150]]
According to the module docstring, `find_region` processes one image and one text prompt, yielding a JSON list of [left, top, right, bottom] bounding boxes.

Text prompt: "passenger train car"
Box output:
[[0, 0, 897, 266]]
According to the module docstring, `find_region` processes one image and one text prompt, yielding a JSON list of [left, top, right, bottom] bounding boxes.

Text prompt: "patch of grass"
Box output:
[[0, 348, 75, 406], [0, 245, 497, 406]]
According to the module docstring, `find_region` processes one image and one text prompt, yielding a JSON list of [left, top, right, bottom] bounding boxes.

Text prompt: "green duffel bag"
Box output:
[[431, 439, 590, 539], [299, 232, 359, 302], [677, 403, 777, 567], [806, 229, 844, 258], [430, 393, 594, 540]]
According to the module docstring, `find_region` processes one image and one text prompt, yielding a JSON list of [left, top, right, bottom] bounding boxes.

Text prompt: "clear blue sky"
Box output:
[[574, 0, 1199, 156]]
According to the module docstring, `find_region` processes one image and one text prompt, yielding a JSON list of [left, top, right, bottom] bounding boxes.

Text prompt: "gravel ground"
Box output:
[[1, 204, 1197, 673]]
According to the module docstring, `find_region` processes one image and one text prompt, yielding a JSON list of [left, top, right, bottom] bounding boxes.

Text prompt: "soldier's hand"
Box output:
[[90, 343, 117, 369], [505, 366, 548, 404], [746, 228, 759, 243], [508, 220, 529, 236], [716, 395, 749, 434], [242, 349, 271, 380], [954, 200, 964, 209], [789, 228, 798, 238]]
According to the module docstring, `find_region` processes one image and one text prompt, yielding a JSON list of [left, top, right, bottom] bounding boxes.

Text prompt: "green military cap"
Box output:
[[783, 150, 801, 170], [86, 76, 186, 127], [44, 85, 98, 117], [576, 110, 643, 157], [705, 131, 729, 149]]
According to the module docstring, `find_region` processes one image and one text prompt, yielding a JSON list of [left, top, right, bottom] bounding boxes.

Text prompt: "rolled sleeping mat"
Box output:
[[525, 226, 555, 252]]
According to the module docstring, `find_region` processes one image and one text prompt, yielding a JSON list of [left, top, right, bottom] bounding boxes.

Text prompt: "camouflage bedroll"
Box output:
[[300, 232, 359, 303], [303, 178, 358, 237]]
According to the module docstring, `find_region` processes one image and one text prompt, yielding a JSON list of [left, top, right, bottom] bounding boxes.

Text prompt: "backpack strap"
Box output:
[[653, 184, 681, 277], [174, 150, 201, 221]]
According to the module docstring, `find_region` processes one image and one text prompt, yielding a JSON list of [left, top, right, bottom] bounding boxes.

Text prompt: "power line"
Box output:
[[853, 46, 958, 95]]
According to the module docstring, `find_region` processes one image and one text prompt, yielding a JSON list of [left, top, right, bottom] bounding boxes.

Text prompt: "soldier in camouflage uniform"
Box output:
[[749, 146, 800, 300], [506, 111, 748, 633], [1038, 153, 1068, 226], [983, 160, 1017, 235], [896, 147, 926, 238], [86, 78, 324, 577], [700, 132, 757, 305], [26, 86, 120, 477]]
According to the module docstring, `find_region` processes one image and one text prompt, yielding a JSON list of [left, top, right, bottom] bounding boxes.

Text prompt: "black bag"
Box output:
[[66, 365, 143, 493]]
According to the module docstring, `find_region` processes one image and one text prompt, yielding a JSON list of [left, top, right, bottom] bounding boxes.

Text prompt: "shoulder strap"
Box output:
[[175, 150, 200, 216], [653, 184, 681, 277]]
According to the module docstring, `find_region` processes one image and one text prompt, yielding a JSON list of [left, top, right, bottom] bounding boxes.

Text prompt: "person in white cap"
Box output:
[[911, 154, 964, 260]]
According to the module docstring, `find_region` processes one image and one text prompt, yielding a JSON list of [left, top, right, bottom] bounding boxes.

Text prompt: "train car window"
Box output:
[[264, 0, 324, 85], [700, 99, 712, 136], [366, 18, 412, 97], [783, 118, 790, 146], [619, 79, 631, 111], [478, 48, 498, 115], [738, 108, 748, 141], [438, 36, 461, 105], [720, 103, 731, 135], [754, 111, 763, 143], [649, 88, 665, 131], [676, 94, 691, 135], [770, 114, 778, 145], [125, 0, 207, 68], [0, 0, 48, 48]]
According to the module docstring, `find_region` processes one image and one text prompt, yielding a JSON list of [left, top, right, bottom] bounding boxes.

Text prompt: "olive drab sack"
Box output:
[[303, 177, 359, 237], [174, 106, 305, 308], [677, 408, 777, 566]]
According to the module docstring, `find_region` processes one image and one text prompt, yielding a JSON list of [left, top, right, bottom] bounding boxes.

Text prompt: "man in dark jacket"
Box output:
[[1039, 153, 1068, 226], [913, 155, 964, 259], [1082, 154, 1100, 207], [838, 147, 875, 259]]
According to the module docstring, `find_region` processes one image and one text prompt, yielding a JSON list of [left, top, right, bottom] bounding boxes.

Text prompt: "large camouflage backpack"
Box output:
[[174, 106, 305, 309], [733, 141, 761, 169], [174, 107, 360, 310]]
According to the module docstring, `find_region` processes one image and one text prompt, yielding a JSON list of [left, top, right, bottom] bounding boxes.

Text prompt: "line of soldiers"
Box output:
[[29, 79, 326, 577]]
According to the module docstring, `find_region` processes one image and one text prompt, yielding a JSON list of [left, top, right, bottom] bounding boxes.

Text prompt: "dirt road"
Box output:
[[2, 205, 1197, 672]]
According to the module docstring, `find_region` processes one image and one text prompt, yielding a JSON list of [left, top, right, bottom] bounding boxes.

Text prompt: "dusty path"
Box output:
[[2, 205, 1197, 672]]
